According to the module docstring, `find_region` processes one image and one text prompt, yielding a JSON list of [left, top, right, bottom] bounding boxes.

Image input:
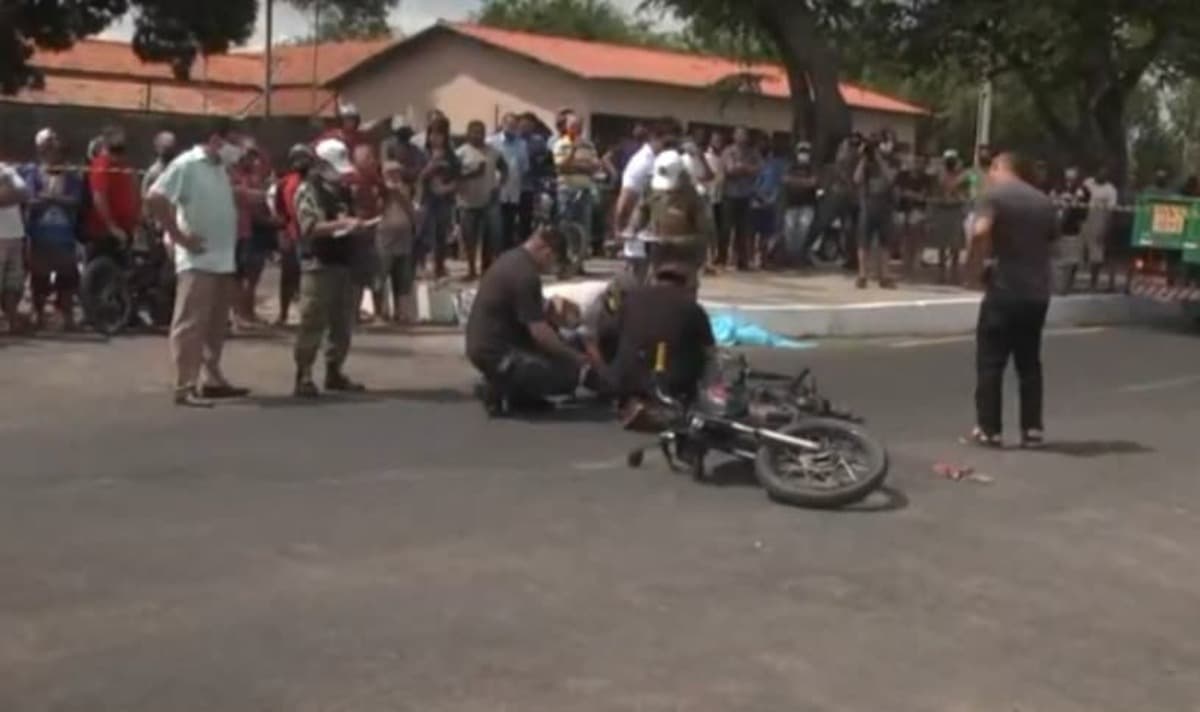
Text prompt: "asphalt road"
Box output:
[[1, 325, 1199, 711]]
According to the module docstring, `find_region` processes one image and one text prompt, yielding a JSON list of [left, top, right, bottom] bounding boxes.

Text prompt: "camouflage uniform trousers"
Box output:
[[294, 264, 357, 374]]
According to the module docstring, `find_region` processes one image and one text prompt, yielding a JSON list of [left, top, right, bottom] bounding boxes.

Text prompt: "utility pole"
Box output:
[[264, 0, 274, 118], [975, 77, 993, 165], [310, 0, 321, 117]]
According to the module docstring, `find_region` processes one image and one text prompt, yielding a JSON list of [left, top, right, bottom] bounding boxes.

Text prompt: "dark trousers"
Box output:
[[278, 243, 301, 319], [711, 201, 726, 262], [721, 197, 754, 269], [499, 202, 521, 253], [975, 295, 1050, 435], [472, 348, 580, 402], [518, 191, 536, 243]]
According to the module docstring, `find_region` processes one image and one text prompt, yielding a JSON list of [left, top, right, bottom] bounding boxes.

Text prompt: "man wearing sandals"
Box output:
[[965, 152, 1057, 449]]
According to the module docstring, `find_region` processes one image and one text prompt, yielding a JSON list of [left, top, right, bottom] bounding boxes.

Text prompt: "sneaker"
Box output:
[[960, 426, 1003, 449], [324, 370, 366, 393], [1020, 429, 1046, 449], [173, 388, 214, 408]]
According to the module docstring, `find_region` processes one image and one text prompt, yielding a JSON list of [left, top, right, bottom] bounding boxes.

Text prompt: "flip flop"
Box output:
[[960, 427, 1003, 449]]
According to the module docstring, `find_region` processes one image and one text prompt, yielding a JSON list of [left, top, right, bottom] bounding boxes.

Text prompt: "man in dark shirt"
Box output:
[[966, 152, 1057, 448], [466, 226, 595, 414], [608, 264, 715, 404]]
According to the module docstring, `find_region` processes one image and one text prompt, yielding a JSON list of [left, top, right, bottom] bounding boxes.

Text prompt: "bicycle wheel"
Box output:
[[80, 256, 133, 336]]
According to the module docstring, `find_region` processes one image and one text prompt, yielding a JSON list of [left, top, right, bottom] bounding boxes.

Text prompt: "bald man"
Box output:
[[966, 152, 1057, 449]]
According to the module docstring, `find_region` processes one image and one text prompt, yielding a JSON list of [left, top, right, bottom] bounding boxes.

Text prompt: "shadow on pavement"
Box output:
[[1033, 440, 1154, 458], [245, 387, 473, 409], [707, 459, 909, 513], [507, 401, 617, 424]]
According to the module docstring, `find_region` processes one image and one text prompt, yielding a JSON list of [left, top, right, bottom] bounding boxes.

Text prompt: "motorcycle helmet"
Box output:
[[651, 149, 686, 191]]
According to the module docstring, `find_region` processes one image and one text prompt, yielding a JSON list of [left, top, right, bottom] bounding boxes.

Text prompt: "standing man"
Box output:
[[380, 115, 428, 188], [141, 131, 178, 200], [272, 144, 315, 326], [719, 126, 763, 270], [86, 125, 140, 260], [1052, 166, 1090, 294], [705, 131, 727, 269], [489, 113, 529, 254], [518, 112, 554, 243], [616, 118, 682, 236], [551, 110, 601, 276], [146, 119, 249, 407], [291, 139, 369, 397], [928, 150, 970, 284], [1081, 166, 1118, 292], [965, 152, 1057, 449], [853, 134, 899, 288], [0, 159, 29, 333], [895, 153, 933, 278], [23, 128, 84, 331], [781, 141, 820, 267], [457, 120, 508, 279]]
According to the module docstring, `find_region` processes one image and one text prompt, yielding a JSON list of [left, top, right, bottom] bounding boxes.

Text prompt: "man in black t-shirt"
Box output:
[[608, 263, 715, 403], [965, 152, 1057, 449], [466, 226, 595, 413], [1052, 167, 1090, 294]]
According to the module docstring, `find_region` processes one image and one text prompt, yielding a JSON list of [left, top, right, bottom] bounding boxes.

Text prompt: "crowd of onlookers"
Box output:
[[0, 103, 1193, 345]]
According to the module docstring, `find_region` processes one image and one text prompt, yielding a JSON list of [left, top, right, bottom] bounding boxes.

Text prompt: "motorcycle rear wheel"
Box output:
[[754, 417, 888, 509]]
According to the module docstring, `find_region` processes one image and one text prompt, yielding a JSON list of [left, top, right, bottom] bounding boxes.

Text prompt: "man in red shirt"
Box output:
[[86, 126, 140, 258], [273, 144, 314, 326]]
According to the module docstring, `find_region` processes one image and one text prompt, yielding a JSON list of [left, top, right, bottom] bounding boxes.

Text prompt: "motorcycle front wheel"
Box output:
[[754, 417, 888, 509]]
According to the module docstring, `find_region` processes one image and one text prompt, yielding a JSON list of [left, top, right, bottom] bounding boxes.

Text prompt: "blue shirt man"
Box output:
[[489, 114, 529, 207]]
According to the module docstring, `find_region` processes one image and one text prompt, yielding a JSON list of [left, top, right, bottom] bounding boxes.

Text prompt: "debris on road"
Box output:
[[933, 462, 995, 484]]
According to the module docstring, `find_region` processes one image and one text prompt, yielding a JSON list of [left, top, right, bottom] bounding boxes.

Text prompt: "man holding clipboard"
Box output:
[[291, 139, 375, 398]]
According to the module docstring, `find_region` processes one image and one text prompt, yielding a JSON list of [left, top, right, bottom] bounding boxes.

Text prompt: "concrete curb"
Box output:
[[702, 294, 1190, 338]]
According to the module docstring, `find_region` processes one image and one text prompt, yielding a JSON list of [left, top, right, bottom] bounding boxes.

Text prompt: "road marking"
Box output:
[[889, 326, 1106, 349], [1118, 374, 1200, 393]]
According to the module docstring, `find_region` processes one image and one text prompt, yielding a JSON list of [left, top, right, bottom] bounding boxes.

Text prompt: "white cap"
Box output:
[[650, 149, 686, 191], [34, 128, 56, 147], [315, 138, 354, 175], [338, 101, 360, 118]]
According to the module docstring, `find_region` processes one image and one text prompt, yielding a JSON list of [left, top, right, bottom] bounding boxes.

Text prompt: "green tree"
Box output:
[[286, 0, 399, 42], [646, 0, 862, 162], [474, 0, 672, 48], [881, 0, 1200, 185], [0, 0, 257, 92]]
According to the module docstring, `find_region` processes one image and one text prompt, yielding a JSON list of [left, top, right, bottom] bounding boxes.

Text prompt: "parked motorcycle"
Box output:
[[626, 350, 889, 509]]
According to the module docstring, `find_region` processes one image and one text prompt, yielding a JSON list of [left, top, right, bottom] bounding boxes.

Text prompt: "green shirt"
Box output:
[[149, 146, 237, 274]]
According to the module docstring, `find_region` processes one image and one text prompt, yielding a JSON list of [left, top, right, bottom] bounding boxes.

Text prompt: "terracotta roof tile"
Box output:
[[446, 23, 928, 116], [1, 74, 259, 115], [264, 38, 397, 84], [31, 39, 263, 85]]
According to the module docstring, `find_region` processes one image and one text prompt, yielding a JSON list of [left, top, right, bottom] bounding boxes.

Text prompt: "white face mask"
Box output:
[[218, 142, 245, 166]]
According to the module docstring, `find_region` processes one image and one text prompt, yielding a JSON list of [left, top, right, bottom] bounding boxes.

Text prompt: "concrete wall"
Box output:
[[586, 80, 917, 146], [335, 31, 919, 146], [336, 32, 589, 133]]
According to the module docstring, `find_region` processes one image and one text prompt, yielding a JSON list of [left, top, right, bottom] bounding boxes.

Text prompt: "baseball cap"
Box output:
[[34, 128, 56, 147], [315, 138, 354, 175]]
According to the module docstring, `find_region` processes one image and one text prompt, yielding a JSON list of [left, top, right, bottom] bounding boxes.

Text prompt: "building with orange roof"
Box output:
[[329, 22, 928, 148]]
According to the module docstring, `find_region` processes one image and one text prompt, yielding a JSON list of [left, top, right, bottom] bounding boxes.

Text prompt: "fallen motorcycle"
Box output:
[[626, 350, 889, 509]]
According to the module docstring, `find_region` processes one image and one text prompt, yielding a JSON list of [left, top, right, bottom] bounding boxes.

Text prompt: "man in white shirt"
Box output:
[[457, 119, 508, 279], [615, 118, 682, 234], [1082, 166, 1119, 291], [146, 119, 249, 407], [488, 113, 529, 252], [0, 162, 30, 333]]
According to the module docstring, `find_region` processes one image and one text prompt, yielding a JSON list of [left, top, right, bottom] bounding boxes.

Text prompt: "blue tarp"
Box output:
[[708, 311, 816, 349]]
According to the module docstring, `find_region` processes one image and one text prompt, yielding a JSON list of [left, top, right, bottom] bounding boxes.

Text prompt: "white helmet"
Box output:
[[651, 149, 686, 191], [315, 138, 354, 175]]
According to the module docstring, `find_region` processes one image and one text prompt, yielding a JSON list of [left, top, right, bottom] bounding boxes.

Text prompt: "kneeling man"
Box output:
[[466, 226, 598, 414]]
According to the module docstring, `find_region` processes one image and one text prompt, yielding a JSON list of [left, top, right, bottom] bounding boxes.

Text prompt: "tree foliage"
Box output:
[[877, 0, 1200, 182], [0, 0, 257, 92], [475, 0, 671, 47], [286, 0, 398, 42]]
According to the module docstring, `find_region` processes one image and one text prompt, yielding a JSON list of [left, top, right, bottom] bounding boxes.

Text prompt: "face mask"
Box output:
[[796, 152, 811, 165], [218, 142, 245, 166]]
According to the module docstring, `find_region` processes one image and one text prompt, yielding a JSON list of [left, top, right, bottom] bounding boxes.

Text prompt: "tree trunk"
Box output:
[[1092, 85, 1129, 189], [755, 3, 852, 164]]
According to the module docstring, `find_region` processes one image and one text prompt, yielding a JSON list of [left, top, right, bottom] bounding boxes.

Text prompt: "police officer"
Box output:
[[292, 139, 369, 397], [627, 148, 714, 282]]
